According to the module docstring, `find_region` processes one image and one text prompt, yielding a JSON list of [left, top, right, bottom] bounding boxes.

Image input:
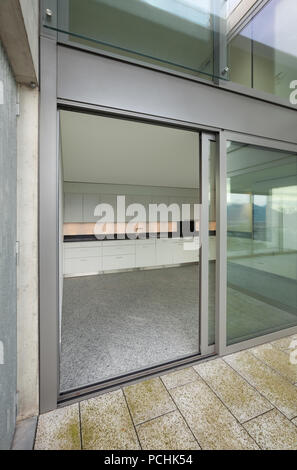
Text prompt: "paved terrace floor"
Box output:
[[35, 335, 297, 450]]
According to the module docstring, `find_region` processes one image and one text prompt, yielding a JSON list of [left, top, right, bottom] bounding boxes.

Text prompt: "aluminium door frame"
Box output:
[[40, 44, 220, 412], [218, 130, 297, 357], [55, 104, 217, 404], [39, 33, 297, 413]]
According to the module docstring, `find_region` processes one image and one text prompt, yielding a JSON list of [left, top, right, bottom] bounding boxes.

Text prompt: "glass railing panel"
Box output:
[[43, 0, 229, 81], [229, 22, 252, 89], [228, 0, 297, 102]]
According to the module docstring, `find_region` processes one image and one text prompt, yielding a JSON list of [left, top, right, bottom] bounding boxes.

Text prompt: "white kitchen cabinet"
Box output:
[[64, 256, 101, 276], [63, 234, 203, 277], [135, 240, 156, 267], [172, 239, 199, 264], [64, 242, 101, 257], [167, 197, 182, 222], [149, 197, 170, 222], [179, 197, 193, 221], [102, 240, 135, 271], [181, 196, 199, 221], [209, 236, 216, 261], [63, 242, 102, 276], [83, 194, 101, 222], [64, 193, 83, 222], [64, 246, 101, 259], [102, 254, 135, 271], [172, 240, 184, 264], [66, 241, 102, 248], [102, 240, 135, 257], [100, 194, 118, 220], [126, 195, 150, 218], [156, 238, 199, 266], [156, 239, 175, 265]]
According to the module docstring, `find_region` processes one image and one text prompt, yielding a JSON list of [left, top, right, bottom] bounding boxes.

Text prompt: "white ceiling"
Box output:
[[60, 110, 200, 188], [227, 143, 297, 194]]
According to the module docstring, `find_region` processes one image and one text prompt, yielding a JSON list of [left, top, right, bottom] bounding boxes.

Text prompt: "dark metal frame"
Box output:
[[39, 1, 297, 413]]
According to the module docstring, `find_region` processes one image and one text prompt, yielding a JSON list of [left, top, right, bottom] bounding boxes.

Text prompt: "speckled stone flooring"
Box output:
[[60, 263, 296, 391], [60, 265, 204, 391], [35, 334, 297, 450]]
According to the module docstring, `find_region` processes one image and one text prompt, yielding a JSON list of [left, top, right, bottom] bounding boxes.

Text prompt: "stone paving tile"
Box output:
[[34, 335, 297, 450], [34, 404, 81, 450], [270, 335, 297, 354], [124, 378, 176, 426], [80, 389, 140, 450], [161, 367, 198, 390], [243, 409, 297, 450], [251, 343, 297, 384], [136, 411, 200, 450], [170, 379, 259, 450], [225, 351, 297, 419], [194, 358, 273, 423]]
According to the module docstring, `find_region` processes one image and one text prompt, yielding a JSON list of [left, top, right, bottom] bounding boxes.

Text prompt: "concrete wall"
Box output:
[[0, 0, 39, 85], [19, 0, 39, 80], [0, 40, 17, 450], [0, 0, 39, 435], [16, 86, 39, 421]]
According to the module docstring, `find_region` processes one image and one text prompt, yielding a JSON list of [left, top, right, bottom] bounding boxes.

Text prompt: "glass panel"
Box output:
[[228, 0, 297, 100], [44, 0, 229, 81], [227, 142, 297, 345], [59, 110, 202, 392], [227, 0, 242, 15], [229, 23, 252, 89]]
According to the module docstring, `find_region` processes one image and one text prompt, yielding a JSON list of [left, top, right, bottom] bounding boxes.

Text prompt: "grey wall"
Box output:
[[0, 40, 17, 450], [57, 45, 297, 145]]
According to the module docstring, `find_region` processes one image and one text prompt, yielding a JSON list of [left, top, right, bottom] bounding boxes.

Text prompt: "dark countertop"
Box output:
[[64, 231, 216, 242]]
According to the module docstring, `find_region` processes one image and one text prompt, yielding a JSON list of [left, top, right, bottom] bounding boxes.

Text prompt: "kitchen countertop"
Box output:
[[64, 231, 216, 242]]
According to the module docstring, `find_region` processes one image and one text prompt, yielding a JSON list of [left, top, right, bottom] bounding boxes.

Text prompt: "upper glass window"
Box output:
[[43, 0, 297, 102], [229, 0, 297, 100], [44, 0, 228, 81], [227, 0, 242, 15]]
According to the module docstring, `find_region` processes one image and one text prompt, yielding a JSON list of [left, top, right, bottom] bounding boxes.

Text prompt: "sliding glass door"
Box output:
[[226, 141, 297, 345], [59, 110, 216, 394]]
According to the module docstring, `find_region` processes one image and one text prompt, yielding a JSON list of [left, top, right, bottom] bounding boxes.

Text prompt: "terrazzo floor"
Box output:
[[35, 334, 297, 450], [60, 264, 296, 391], [60, 265, 202, 391]]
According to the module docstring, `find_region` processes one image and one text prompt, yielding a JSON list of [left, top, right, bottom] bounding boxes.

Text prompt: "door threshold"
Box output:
[[58, 352, 217, 406]]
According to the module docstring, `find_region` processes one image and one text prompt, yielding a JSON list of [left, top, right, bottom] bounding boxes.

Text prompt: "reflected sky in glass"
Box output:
[[240, 0, 297, 57]]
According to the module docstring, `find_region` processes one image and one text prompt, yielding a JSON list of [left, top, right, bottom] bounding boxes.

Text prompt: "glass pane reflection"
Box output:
[[227, 142, 297, 345]]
